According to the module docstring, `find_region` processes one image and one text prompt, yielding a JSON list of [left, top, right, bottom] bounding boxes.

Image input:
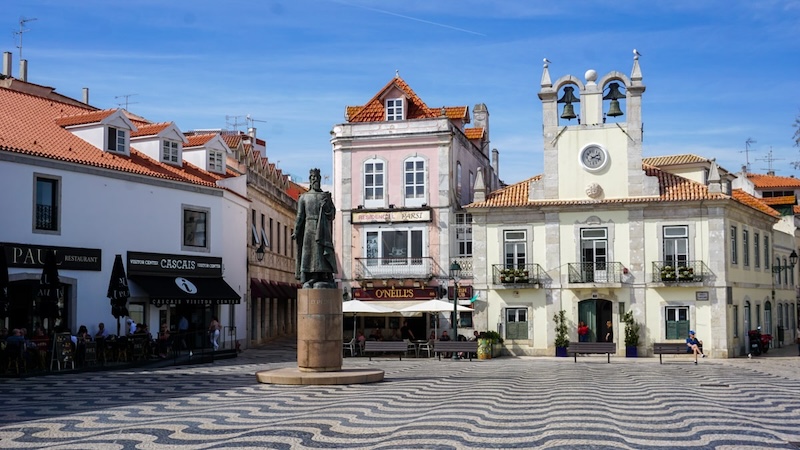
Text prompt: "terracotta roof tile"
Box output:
[[346, 76, 467, 123], [55, 109, 117, 127], [747, 173, 800, 189], [794, 205, 800, 215], [760, 195, 795, 206], [184, 133, 217, 148], [468, 165, 776, 219], [222, 134, 242, 149], [464, 128, 484, 140], [130, 122, 171, 137], [0, 86, 224, 189], [642, 154, 709, 166]]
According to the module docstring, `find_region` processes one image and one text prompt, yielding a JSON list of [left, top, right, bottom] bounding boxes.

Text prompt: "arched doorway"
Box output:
[[578, 299, 613, 342]]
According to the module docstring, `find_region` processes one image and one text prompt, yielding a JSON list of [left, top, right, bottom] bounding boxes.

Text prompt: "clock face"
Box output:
[[580, 145, 608, 171]]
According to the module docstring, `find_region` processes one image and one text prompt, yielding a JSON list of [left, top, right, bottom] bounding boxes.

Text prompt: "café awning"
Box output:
[[131, 275, 240, 307]]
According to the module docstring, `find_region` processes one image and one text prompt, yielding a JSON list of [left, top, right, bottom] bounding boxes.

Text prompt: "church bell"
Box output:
[[558, 86, 579, 120], [603, 82, 625, 117]]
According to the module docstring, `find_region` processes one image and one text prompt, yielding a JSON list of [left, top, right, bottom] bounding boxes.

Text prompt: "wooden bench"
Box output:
[[364, 341, 409, 360], [653, 342, 701, 364], [566, 342, 616, 363], [434, 341, 478, 361]]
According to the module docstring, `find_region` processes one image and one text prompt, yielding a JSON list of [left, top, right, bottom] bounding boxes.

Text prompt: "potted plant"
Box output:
[[623, 310, 640, 357], [553, 310, 569, 357], [660, 265, 676, 281], [477, 330, 504, 359]]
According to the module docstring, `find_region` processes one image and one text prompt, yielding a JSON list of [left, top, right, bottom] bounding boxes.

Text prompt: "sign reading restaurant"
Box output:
[[127, 251, 223, 277], [351, 208, 432, 224], [2, 242, 102, 271]]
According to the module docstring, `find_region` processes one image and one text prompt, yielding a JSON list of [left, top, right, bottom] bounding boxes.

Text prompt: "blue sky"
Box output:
[[5, 1, 800, 185]]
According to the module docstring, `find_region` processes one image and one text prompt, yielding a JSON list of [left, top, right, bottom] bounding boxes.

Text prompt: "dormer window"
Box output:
[[107, 126, 127, 152], [386, 98, 403, 121], [162, 140, 180, 163], [208, 150, 225, 173]]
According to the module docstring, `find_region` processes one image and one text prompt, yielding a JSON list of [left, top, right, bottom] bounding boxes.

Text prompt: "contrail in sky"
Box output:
[[338, 1, 487, 36]]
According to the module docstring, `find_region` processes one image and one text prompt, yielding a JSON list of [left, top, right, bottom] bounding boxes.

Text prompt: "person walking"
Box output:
[[209, 317, 220, 351], [578, 321, 589, 342]]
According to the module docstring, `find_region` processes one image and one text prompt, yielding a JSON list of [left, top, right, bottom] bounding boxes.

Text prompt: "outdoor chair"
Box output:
[[343, 338, 356, 357], [404, 339, 417, 357], [417, 340, 433, 358]]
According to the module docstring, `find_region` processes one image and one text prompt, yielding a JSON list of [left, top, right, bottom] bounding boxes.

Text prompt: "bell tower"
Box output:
[[534, 51, 655, 201]]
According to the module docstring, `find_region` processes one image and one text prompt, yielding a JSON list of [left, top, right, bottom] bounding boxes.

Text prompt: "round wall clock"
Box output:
[[579, 144, 608, 171]]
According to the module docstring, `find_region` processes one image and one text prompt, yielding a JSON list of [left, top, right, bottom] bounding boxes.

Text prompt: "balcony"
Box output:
[[652, 261, 708, 283], [492, 264, 544, 286], [355, 257, 437, 281], [568, 262, 624, 284]]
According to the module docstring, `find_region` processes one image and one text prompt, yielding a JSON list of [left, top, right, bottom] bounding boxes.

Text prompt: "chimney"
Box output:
[[2, 52, 11, 77], [19, 59, 27, 82], [492, 148, 499, 179], [248, 127, 256, 139], [82, 87, 89, 104]]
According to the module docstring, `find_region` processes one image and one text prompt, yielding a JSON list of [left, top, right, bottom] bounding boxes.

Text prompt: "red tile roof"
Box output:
[[346, 76, 468, 123], [747, 173, 800, 189], [468, 164, 778, 218], [465, 128, 485, 140], [760, 195, 795, 206], [130, 122, 171, 137], [184, 133, 217, 148], [55, 109, 117, 127], [0, 86, 226, 189], [643, 154, 709, 166]]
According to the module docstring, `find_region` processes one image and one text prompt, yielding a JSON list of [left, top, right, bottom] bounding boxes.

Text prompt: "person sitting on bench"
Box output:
[[686, 330, 705, 363]]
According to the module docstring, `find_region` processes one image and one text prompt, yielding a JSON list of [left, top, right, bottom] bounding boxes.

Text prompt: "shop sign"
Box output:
[[128, 251, 222, 277], [353, 287, 437, 300], [2, 242, 101, 271], [447, 285, 473, 300], [351, 209, 431, 224]]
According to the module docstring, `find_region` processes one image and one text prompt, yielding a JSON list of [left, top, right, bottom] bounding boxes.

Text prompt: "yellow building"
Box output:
[[467, 55, 799, 358]]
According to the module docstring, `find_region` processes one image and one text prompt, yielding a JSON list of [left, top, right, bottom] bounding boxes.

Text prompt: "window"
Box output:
[[783, 257, 788, 285], [663, 226, 688, 267], [162, 140, 179, 163], [208, 150, 224, 173], [34, 175, 60, 232], [183, 207, 208, 249], [251, 210, 259, 246], [386, 98, 403, 121], [468, 171, 474, 204], [764, 235, 769, 270], [506, 308, 528, 340], [452, 310, 473, 328], [269, 218, 274, 250], [665, 306, 689, 339], [765, 301, 772, 333], [733, 305, 739, 338], [365, 228, 424, 261], [730, 225, 737, 264], [456, 162, 462, 198], [404, 157, 426, 206], [364, 159, 385, 207], [504, 230, 527, 268], [284, 226, 288, 256], [276, 222, 281, 255], [743, 229, 749, 267], [456, 213, 472, 257], [754, 232, 760, 268], [107, 126, 127, 152]]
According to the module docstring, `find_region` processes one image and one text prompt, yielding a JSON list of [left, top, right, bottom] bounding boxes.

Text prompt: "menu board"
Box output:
[[50, 332, 74, 370]]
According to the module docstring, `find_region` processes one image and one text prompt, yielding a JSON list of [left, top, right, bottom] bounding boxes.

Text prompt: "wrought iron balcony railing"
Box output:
[[355, 257, 436, 280], [652, 261, 708, 283], [36, 204, 58, 231], [568, 262, 624, 283], [451, 257, 473, 279], [492, 263, 544, 286]]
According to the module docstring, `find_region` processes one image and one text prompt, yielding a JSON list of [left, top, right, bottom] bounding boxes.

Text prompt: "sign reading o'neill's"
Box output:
[[351, 208, 432, 224], [354, 287, 437, 300]]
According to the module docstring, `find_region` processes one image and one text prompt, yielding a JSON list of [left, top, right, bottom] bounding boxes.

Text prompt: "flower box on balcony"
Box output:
[[677, 267, 694, 281], [660, 266, 676, 282]]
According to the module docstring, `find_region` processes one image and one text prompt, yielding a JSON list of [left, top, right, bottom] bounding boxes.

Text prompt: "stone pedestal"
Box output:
[[297, 288, 342, 372]]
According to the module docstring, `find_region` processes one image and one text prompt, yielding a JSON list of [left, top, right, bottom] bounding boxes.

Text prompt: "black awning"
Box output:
[[131, 275, 241, 307]]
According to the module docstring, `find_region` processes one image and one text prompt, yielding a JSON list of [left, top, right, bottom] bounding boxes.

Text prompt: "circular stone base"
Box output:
[[256, 367, 385, 385]]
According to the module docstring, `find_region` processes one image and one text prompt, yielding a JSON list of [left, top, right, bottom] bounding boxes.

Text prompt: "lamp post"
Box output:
[[772, 250, 797, 276], [450, 261, 462, 360]]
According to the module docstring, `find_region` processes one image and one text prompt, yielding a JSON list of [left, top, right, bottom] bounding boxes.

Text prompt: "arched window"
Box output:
[[404, 156, 426, 207], [764, 301, 772, 335], [456, 162, 462, 199], [363, 158, 385, 208], [744, 301, 751, 335]]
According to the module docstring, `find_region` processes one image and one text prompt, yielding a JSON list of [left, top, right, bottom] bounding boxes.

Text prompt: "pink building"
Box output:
[[331, 74, 501, 340]]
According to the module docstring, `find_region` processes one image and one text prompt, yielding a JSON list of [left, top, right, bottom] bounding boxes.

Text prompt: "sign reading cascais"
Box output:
[[351, 208, 432, 224], [127, 251, 223, 277], [354, 287, 438, 300], [2, 242, 102, 271]]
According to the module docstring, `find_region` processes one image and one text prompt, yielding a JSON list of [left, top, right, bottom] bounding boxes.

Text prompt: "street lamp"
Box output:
[[772, 249, 798, 274], [450, 261, 462, 360], [255, 244, 266, 262]]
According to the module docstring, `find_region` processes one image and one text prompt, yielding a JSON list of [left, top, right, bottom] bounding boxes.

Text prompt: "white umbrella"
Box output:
[[342, 300, 395, 340], [398, 299, 471, 339]]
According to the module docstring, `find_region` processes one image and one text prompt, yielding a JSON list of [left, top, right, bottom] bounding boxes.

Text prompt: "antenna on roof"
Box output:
[[15, 16, 37, 61], [756, 147, 782, 175], [740, 137, 757, 172], [225, 115, 245, 132], [114, 94, 138, 109], [245, 114, 267, 129]]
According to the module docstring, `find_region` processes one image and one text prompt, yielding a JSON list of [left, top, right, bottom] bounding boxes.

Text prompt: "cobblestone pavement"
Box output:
[[1, 340, 799, 449]]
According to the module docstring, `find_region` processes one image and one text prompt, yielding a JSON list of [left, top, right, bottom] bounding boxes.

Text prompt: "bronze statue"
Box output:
[[292, 168, 337, 288]]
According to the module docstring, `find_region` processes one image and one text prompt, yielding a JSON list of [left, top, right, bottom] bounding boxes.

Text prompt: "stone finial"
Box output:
[[631, 49, 643, 83], [707, 158, 722, 194], [473, 167, 486, 202], [541, 57, 552, 88]]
